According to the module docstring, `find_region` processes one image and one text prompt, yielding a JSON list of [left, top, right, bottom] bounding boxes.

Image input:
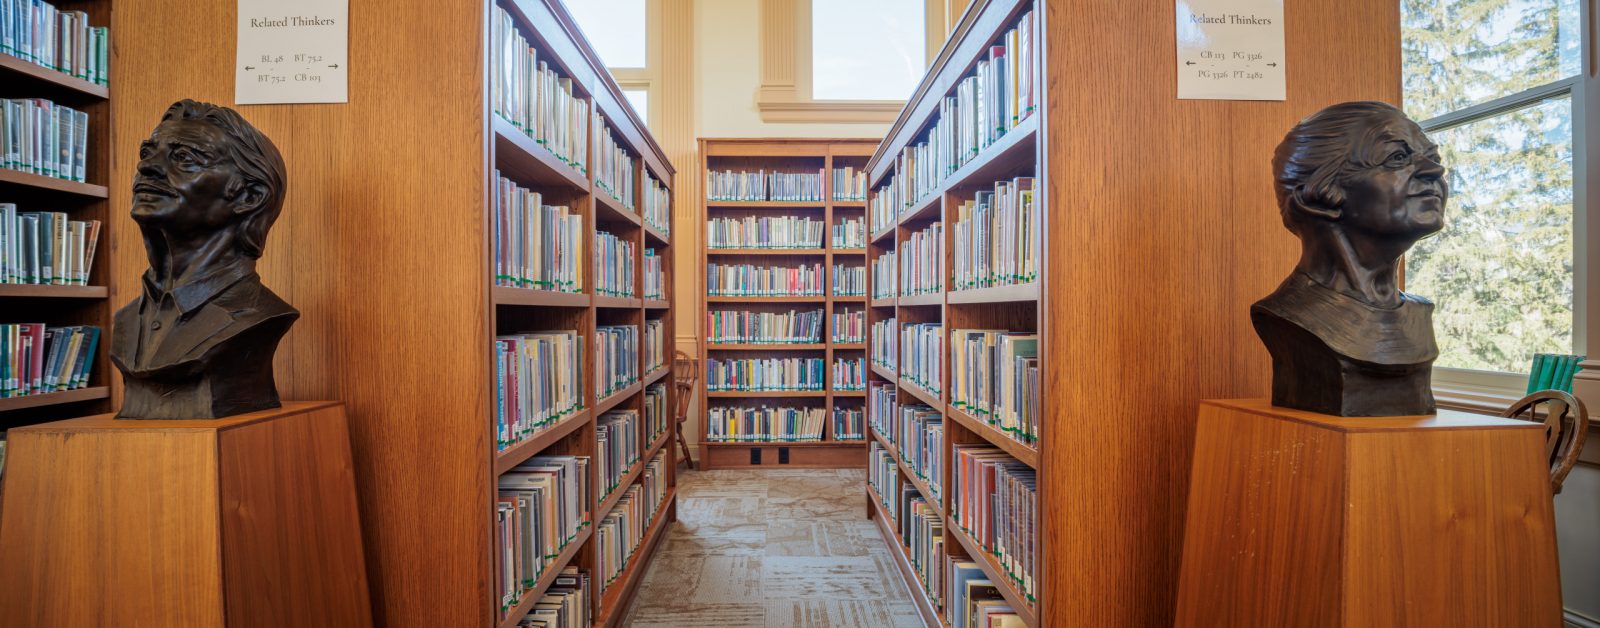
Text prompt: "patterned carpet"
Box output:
[[620, 468, 923, 627]]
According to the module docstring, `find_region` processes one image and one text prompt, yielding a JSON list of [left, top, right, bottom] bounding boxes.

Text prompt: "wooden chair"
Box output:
[[673, 350, 698, 470], [1502, 389, 1590, 495]]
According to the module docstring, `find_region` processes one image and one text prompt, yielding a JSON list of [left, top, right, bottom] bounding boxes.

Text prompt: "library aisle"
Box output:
[[621, 469, 921, 627]]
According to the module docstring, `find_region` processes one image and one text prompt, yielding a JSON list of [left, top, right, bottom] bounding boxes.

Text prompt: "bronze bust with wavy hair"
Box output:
[[111, 99, 298, 419], [1252, 101, 1446, 417]]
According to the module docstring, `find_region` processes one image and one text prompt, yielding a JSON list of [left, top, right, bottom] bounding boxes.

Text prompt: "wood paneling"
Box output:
[[110, 2, 488, 625]]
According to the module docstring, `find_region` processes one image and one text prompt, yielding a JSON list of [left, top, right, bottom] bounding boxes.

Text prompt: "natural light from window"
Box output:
[[566, 0, 646, 69], [812, 0, 925, 101], [624, 88, 649, 124]]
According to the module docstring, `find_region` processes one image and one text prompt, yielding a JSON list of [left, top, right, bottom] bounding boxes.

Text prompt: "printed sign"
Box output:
[[236, 0, 349, 104], [1175, 0, 1285, 100]]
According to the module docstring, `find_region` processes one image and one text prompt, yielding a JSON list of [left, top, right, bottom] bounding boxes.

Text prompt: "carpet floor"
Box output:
[[619, 468, 923, 627]]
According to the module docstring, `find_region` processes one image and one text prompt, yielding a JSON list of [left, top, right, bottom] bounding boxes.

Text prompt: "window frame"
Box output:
[[572, 0, 660, 131], [1410, 0, 1598, 412]]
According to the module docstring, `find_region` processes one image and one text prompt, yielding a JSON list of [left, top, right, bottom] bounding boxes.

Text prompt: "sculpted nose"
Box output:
[[1415, 155, 1444, 182]]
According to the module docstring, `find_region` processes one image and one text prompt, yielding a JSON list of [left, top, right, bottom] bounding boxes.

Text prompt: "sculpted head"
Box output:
[[1273, 101, 1446, 249], [132, 99, 286, 258]]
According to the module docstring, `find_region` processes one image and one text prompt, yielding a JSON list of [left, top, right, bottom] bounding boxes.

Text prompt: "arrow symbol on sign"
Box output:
[[329, 64, 340, 69], [245, 66, 255, 71], [1267, 62, 1277, 67], [1185, 61, 1196, 66]]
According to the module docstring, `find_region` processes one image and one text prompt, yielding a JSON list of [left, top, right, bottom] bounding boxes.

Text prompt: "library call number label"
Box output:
[[236, 0, 349, 104], [1174, 0, 1285, 101]]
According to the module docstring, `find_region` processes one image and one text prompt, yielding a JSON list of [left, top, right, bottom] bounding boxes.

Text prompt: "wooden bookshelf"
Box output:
[[859, 0, 1402, 625], [697, 138, 877, 469], [1, 8, 116, 428]]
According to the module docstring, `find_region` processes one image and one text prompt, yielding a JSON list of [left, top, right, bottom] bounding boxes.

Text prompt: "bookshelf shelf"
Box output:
[[897, 292, 942, 307], [596, 432, 672, 518], [490, 116, 589, 192], [867, 493, 946, 628], [871, 224, 896, 244], [492, 409, 592, 476], [0, 386, 111, 413], [944, 116, 1039, 193], [703, 439, 859, 447], [0, 54, 109, 100], [643, 365, 670, 386], [705, 295, 826, 303], [898, 190, 942, 226], [0, 169, 110, 198], [831, 248, 868, 254], [832, 200, 867, 208], [945, 404, 1039, 470], [496, 524, 595, 628], [594, 382, 643, 415], [706, 343, 828, 351], [870, 297, 895, 308], [871, 363, 897, 383], [705, 390, 827, 398], [593, 487, 676, 628], [705, 248, 827, 256], [831, 295, 867, 302], [593, 191, 640, 227], [832, 343, 867, 350], [831, 390, 866, 397], [594, 295, 643, 309], [643, 224, 670, 246], [643, 298, 670, 310], [704, 200, 825, 209], [947, 283, 1038, 304], [491, 286, 589, 308], [871, 428, 944, 520], [0, 285, 109, 299], [948, 522, 1038, 627]]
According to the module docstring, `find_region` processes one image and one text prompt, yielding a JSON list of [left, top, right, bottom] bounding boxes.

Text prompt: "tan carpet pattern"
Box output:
[[620, 468, 922, 627]]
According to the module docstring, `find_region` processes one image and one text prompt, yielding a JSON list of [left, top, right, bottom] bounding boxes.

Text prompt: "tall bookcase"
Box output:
[[488, 1, 676, 626], [861, 0, 1402, 625], [696, 138, 876, 469], [0, 2, 114, 429]]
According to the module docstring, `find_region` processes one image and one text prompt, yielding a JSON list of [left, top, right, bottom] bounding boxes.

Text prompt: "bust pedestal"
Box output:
[[0, 402, 372, 627], [1175, 398, 1562, 627]]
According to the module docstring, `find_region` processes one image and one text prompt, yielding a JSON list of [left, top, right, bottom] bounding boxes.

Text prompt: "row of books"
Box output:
[[0, 323, 96, 398], [512, 568, 590, 627], [872, 317, 896, 370], [705, 405, 825, 442], [901, 492, 945, 607], [596, 410, 641, 499], [643, 383, 668, 444], [705, 169, 824, 202], [950, 329, 1040, 445], [833, 356, 865, 391], [596, 451, 668, 594], [2, 98, 88, 183], [951, 443, 1036, 604], [1, 0, 109, 86], [871, 177, 899, 235], [833, 264, 865, 297], [593, 119, 635, 210], [833, 406, 864, 440], [894, 404, 943, 498], [892, 11, 1037, 213], [594, 231, 635, 297], [953, 177, 1038, 291], [872, 252, 896, 299], [1, 206, 99, 285], [706, 262, 823, 297], [947, 556, 1027, 628], [495, 455, 590, 613], [901, 323, 943, 395], [596, 325, 639, 398], [643, 319, 665, 375], [832, 166, 868, 201], [643, 249, 664, 300], [705, 357, 825, 392], [706, 308, 823, 345], [833, 217, 866, 249], [869, 442, 902, 522], [869, 381, 896, 438], [494, 175, 582, 293], [706, 216, 825, 249], [643, 174, 669, 236], [832, 308, 864, 344], [494, 331, 585, 450], [491, 6, 588, 172], [900, 222, 943, 296]]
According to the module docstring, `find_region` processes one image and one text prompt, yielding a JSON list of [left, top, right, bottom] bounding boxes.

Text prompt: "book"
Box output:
[[871, 317, 897, 370], [951, 329, 1039, 444], [1, 205, 100, 285], [516, 567, 590, 627], [706, 405, 825, 442], [0, 1, 109, 85], [953, 177, 1038, 291], [643, 383, 669, 442], [705, 356, 825, 392], [869, 381, 897, 437], [493, 174, 582, 293], [594, 230, 635, 297], [595, 451, 668, 594], [894, 404, 943, 497], [831, 166, 867, 201], [706, 261, 823, 297], [831, 263, 865, 296], [706, 215, 825, 249], [642, 174, 670, 235], [643, 248, 664, 300], [595, 325, 640, 398], [868, 441, 900, 516], [872, 252, 897, 299], [706, 308, 823, 345], [899, 222, 944, 296], [494, 330, 585, 450], [491, 6, 589, 172], [0, 323, 95, 397], [497, 455, 591, 613], [946, 559, 987, 628], [831, 216, 866, 249], [831, 307, 865, 344], [705, 168, 824, 202], [870, 177, 900, 234], [900, 323, 943, 394], [831, 406, 863, 440], [1, 99, 89, 182], [593, 118, 636, 210], [952, 443, 1037, 602], [902, 494, 945, 604], [832, 356, 865, 391], [643, 319, 665, 374], [596, 410, 641, 497]]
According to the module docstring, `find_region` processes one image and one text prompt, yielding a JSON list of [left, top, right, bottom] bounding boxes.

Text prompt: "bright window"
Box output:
[[566, 0, 647, 69], [811, 0, 925, 100], [624, 88, 649, 123], [1400, 0, 1586, 379]]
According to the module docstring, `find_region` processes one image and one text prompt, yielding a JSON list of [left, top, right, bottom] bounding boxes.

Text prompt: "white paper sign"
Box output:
[[236, 0, 349, 104], [1175, 0, 1285, 101]]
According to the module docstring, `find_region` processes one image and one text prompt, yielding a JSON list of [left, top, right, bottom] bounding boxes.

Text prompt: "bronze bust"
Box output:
[[1252, 101, 1446, 417], [111, 100, 298, 419]]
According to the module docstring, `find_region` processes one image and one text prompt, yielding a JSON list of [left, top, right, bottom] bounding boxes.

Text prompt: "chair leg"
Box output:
[[676, 430, 696, 470]]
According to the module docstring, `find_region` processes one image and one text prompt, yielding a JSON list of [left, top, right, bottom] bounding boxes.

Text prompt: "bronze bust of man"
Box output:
[[111, 99, 298, 419], [1252, 101, 1446, 417]]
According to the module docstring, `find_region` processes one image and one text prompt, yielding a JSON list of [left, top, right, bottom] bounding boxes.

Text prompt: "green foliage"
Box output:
[[1400, 0, 1578, 373]]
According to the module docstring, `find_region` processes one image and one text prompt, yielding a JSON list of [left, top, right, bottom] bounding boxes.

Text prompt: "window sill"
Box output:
[[755, 98, 904, 123]]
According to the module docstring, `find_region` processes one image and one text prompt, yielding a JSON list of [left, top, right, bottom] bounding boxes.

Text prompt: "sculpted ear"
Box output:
[[230, 179, 270, 215], [1290, 183, 1342, 222]]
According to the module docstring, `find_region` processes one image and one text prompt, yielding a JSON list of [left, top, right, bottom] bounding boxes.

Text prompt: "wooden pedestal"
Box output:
[[1176, 398, 1562, 627], [0, 401, 373, 627]]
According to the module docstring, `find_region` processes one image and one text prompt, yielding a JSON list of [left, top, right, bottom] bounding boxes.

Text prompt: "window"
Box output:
[[810, 0, 926, 100], [1400, 0, 1590, 395], [566, 0, 647, 69], [623, 88, 649, 122]]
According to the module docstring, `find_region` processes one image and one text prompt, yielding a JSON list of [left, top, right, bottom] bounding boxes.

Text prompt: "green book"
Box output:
[[1525, 354, 1548, 395], [1534, 353, 1558, 392]]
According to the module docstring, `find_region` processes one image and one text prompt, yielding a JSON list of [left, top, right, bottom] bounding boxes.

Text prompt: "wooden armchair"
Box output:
[[673, 350, 698, 470]]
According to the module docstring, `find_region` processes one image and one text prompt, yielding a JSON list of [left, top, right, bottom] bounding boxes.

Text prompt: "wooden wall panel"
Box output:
[[110, 1, 490, 626], [1041, 1, 1400, 625]]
